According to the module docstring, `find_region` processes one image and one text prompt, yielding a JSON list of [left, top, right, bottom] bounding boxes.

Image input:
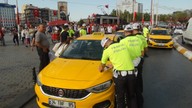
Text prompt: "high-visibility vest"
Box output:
[[80, 29, 87, 36], [143, 27, 149, 38], [68, 29, 74, 37]]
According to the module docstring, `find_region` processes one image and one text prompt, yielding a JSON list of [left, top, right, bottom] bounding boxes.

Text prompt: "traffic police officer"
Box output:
[[143, 23, 149, 40], [99, 37, 137, 108], [132, 23, 147, 108], [80, 23, 87, 36], [120, 24, 144, 108]]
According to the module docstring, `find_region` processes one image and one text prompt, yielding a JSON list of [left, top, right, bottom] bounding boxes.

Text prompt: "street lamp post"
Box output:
[[132, 0, 135, 22], [150, 0, 154, 27], [155, 0, 159, 26]]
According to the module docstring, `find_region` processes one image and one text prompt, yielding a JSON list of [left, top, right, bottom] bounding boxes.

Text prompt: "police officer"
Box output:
[[142, 23, 149, 57], [80, 23, 87, 36], [143, 23, 149, 40], [120, 24, 144, 108], [99, 37, 137, 108], [60, 23, 70, 44], [132, 23, 147, 108]]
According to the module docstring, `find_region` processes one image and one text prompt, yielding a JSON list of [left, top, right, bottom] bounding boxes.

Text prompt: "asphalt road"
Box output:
[[23, 47, 192, 108], [143, 48, 192, 108]]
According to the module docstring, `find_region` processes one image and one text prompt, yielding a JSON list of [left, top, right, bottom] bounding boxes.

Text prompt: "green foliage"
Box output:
[[78, 19, 85, 26], [83, 9, 192, 24]]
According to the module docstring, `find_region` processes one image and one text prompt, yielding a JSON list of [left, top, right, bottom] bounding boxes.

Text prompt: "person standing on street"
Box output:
[[11, 28, 19, 46], [142, 23, 149, 57], [60, 24, 70, 44], [132, 23, 147, 108], [21, 27, 26, 44], [0, 26, 5, 46], [99, 37, 137, 108], [35, 24, 50, 72], [120, 24, 144, 108], [80, 23, 87, 36], [25, 28, 30, 47], [143, 24, 149, 40]]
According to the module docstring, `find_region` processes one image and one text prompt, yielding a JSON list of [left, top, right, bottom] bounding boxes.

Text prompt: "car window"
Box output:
[[151, 30, 168, 35], [61, 40, 103, 60], [115, 32, 124, 36]]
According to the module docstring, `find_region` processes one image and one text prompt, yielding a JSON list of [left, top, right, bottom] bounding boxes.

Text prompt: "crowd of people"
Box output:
[[1, 22, 150, 108]]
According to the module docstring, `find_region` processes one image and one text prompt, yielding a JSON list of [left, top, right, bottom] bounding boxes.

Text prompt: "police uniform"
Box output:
[[80, 24, 87, 36], [68, 29, 75, 38], [128, 23, 146, 108], [101, 38, 137, 108], [120, 24, 144, 108], [135, 33, 146, 108], [80, 28, 87, 36], [143, 26, 149, 39]]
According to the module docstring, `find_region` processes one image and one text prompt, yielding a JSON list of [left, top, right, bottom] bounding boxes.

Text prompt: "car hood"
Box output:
[[38, 58, 113, 89], [149, 35, 172, 39]]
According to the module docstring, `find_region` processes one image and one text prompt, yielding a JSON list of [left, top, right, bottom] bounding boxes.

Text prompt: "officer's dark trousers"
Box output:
[[136, 58, 144, 108], [114, 74, 137, 108], [37, 48, 50, 72]]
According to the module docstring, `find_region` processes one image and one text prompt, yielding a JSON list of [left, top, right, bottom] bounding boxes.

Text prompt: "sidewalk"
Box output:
[[173, 35, 192, 61], [0, 34, 52, 108]]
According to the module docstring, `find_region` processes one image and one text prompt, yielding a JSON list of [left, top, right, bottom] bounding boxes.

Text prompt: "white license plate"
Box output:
[[49, 98, 75, 108], [157, 43, 165, 46]]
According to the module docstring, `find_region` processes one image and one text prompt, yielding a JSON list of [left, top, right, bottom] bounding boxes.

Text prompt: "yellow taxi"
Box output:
[[114, 30, 126, 42], [148, 27, 173, 48], [35, 33, 115, 108]]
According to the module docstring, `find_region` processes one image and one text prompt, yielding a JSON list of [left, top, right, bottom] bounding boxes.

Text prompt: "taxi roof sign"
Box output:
[[92, 32, 104, 37]]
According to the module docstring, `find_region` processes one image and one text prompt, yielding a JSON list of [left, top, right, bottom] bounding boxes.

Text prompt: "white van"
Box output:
[[182, 18, 192, 45]]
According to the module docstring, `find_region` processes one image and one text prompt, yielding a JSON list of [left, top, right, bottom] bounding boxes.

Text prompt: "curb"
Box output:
[[6, 87, 36, 108], [173, 36, 192, 61]]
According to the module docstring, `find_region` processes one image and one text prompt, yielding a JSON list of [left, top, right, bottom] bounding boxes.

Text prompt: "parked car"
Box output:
[[182, 18, 192, 45], [148, 27, 174, 49], [173, 28, 183, 35], [35, 33, 116, 108]]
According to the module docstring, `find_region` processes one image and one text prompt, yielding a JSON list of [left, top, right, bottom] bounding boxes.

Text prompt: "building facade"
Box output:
[[0, 3, 16, 28], [117, 0, 143, 13], [21, 4, 58, 27], [58, 1, 68, 20], [49, 9, 58, 22]]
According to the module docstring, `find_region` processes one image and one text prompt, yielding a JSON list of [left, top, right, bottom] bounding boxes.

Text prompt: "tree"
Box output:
[[110, 9, 117, 16], [78, 19, 85, 26]]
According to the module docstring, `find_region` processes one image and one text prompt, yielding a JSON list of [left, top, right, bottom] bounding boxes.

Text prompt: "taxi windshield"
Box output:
[[61, 40, 103, 60], [151, 30, 168, 35], [115, 32, 124, 36]]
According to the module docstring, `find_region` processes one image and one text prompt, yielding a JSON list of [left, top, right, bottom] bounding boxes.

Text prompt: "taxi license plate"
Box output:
[[157, 43, 165, 46], [49, 99, 75, 108]]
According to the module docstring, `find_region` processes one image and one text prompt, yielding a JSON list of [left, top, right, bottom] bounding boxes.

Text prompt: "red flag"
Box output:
[[33, 9, 39, 17], [142, 18, 144, 24], [105, 5, 109, 8], [53, 10, 57, 16], [133, 12, 137, 21]]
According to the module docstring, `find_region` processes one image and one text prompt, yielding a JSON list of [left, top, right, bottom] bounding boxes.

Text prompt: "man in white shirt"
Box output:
[[107, 25, 113, 34]]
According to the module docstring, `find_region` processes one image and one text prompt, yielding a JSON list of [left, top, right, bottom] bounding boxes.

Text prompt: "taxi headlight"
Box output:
[[37, 77, 42, 86], [87, 80, 112, 93]]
